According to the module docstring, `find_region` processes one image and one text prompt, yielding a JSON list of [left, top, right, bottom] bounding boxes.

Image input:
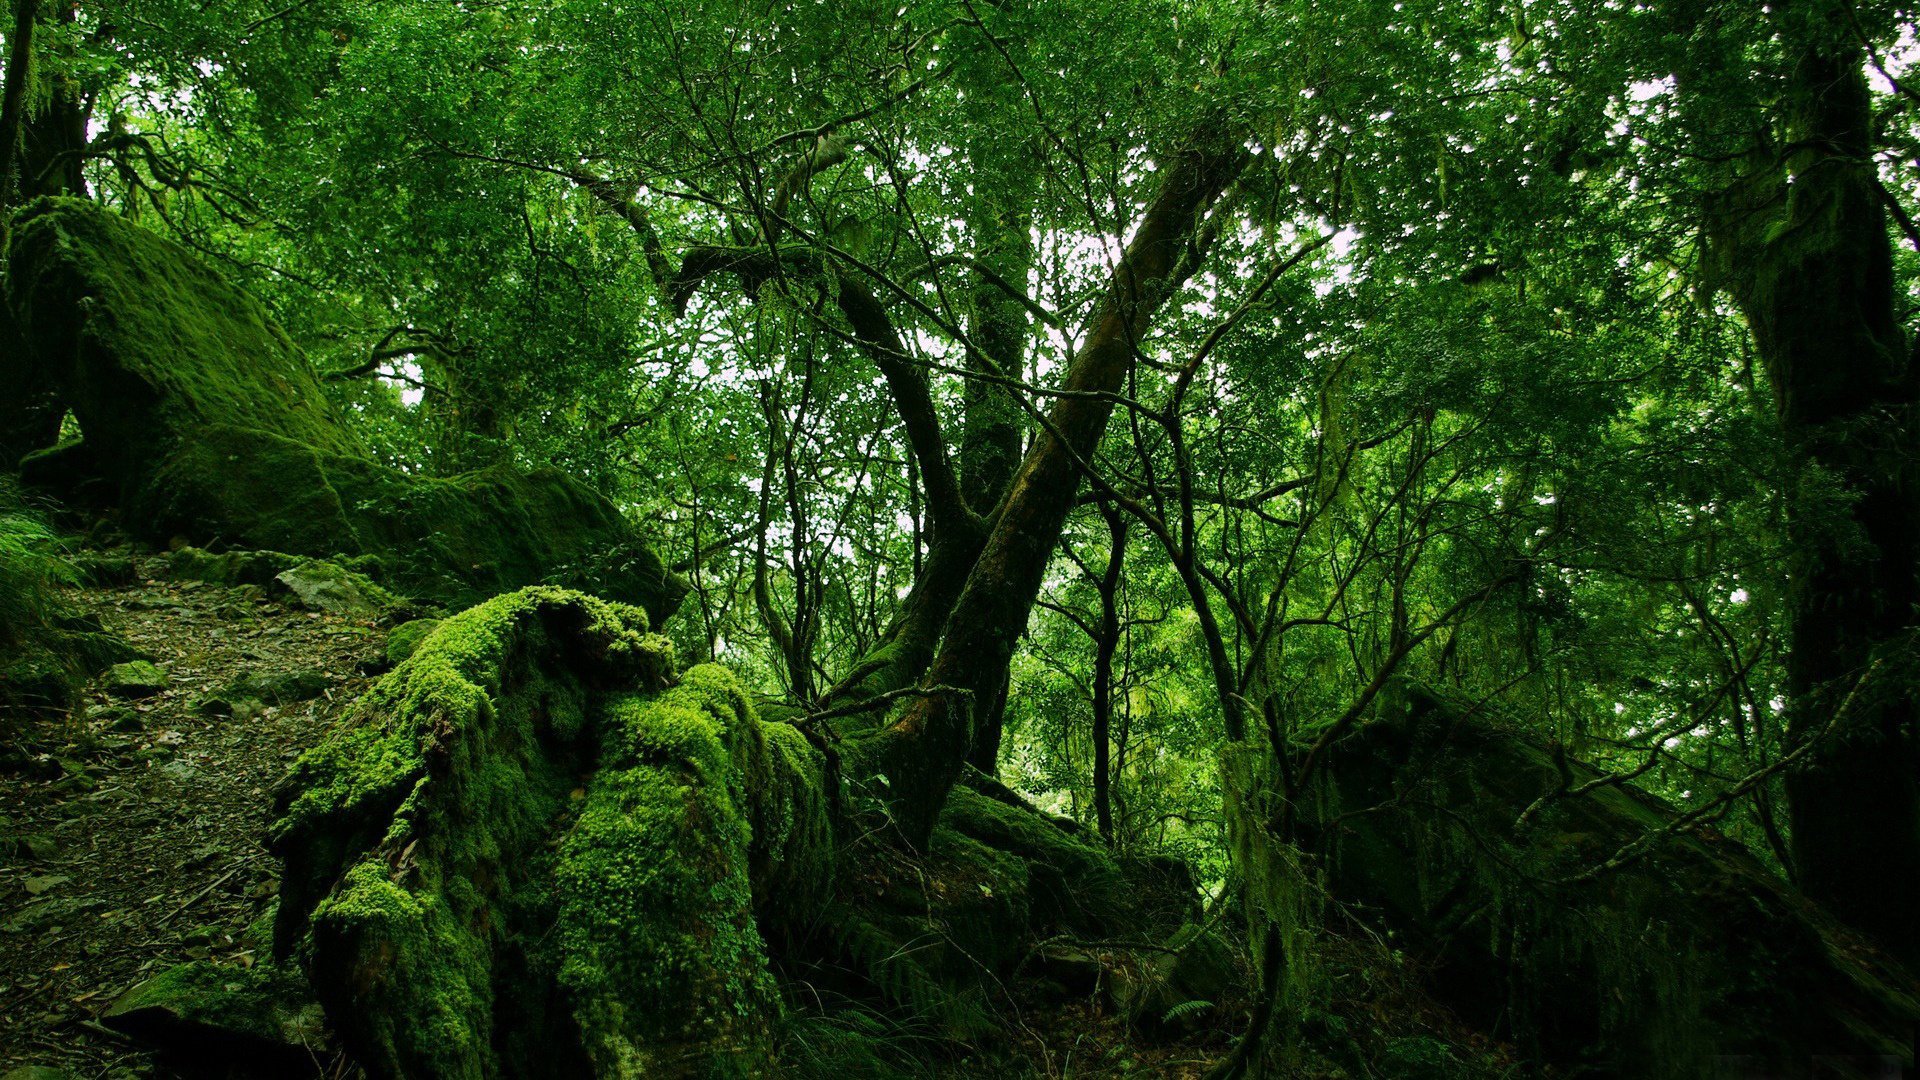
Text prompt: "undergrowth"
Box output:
[[0, 477, 77, 650]]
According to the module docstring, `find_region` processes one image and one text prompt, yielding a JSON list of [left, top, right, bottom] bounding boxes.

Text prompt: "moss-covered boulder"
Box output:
[[100, 960, 328, 1069], [4, 199, 682, 621], [1296, 685, 1920, 1079], [270, 588, 831, 1078]]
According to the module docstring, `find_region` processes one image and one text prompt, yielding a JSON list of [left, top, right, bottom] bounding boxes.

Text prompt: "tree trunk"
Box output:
[[1092, 503, 1129, 845], [0, 0, 38, 213], [15, 0, 87, 201], [862, 128, 1247, 848], [1713, 16, 1920, 966]]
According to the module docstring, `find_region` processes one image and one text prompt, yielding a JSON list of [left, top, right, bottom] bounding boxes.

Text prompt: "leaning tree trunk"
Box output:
[[858, 128, 1247, 848], [1712, 12, 1920, 967]]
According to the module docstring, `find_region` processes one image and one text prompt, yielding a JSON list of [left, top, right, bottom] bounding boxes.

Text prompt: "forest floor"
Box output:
[[0, 552, 1229, 1080], [0, 551, 377, 1079]]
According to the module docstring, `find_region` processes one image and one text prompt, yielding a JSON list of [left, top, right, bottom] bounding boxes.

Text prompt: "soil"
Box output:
[[0, 550, 380, 1079]]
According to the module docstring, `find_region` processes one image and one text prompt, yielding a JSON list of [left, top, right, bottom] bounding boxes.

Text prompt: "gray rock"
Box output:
[[273, 561, 382, 616], [226, 668, 330, 705], [100, 660, 168, 698]]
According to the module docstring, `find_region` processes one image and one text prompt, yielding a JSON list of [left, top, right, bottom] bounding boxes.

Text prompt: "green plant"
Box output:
[[0, 477, 77, 648]]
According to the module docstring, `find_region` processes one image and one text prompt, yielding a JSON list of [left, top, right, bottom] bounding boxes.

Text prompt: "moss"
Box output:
[[275, 591, 860, 1078], [555, 674, 775, 1077], [6, 196, 363, 478], [167, 546, 301, 588], [385, 618, 443, 666], [1294, 685, 1920, 1077], [140, 423, 685, 620], [101, 958, 326, 1062], [5, 199, 686, 622]]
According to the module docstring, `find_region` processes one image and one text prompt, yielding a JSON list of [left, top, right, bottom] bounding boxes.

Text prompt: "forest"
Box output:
[[1, 0, 1919, 1077]]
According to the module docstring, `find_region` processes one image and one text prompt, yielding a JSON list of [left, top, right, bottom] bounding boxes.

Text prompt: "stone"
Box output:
[[4, 198, 684, 621], [273, 562, 382, 617], [383, 618, 442, 666], [226, 668, 330, 706], [101, 960, 328, 1067], [100, 660, 168, 698]]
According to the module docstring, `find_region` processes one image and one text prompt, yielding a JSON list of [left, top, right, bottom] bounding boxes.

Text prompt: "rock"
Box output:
[[273, 561, 385, 617], [383, 618, 442, 666], [100, 660, 168, 698], [5, 198, 684, 621], [167, 547, 300, 588], [226, 668, 330, 706], [1112, 924, 1238, 1034], [96, 705, 144, 731], [101, 960, 328, 1068], [1291, 684, 1920, 1077]]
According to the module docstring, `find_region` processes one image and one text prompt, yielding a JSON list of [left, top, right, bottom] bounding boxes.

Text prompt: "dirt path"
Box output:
[[0, 552, 382, 1079]]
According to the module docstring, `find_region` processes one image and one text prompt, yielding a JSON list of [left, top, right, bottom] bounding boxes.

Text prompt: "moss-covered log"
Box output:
[[3, 198, 682, 620], [1291, 685, 1920, 1079]]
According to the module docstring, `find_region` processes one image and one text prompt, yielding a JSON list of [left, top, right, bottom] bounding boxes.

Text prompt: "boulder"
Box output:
[[4, 198, 683, 622], [100, 960, 328, 1069], [226, 668, 331, 706], [100, 659, 168, 698], [274, 560, 389, 617], [1296, 684, 1920, 1079]]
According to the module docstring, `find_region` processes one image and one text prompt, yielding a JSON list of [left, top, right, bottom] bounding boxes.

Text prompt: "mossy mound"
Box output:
[[1297, 684, 1920, 1078], [271, 588, 830, 1078], [4, 199, 682, 621], [7, 197, 361, 473], [100, 960, 328, 1069]]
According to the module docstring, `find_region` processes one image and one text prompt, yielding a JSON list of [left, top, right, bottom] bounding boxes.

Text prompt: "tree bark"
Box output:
[[0, 0, 37, 216], [1713, 13, 1920, 966], [1092, 502, 1129, 845]]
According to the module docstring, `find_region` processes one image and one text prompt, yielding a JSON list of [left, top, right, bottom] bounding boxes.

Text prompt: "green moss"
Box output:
[[5, 199, 686, 621], [385, 618, 443, 666], [101, 958, 325, 1061], [276, 591, 861, 1077], [140, 423, 685, 619], [6, 197, 363, 477], [555, 675, 773, 1076]]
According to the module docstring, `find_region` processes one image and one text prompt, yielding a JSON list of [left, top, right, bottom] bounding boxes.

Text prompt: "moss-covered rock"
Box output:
[[7, 198, 363, 477], [4, 199, 683, 621], [100, 960, 328, 1068], [101, 659, 168, 698], [1296, 684, 1920, 1079], [270, 588, 846, 1078]]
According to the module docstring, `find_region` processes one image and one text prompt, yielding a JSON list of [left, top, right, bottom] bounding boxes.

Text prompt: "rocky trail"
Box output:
[[1, 549, 380, 1079]]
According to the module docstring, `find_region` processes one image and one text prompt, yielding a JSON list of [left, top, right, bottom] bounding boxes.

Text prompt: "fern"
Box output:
[[1162, 998, 1216, 1024]]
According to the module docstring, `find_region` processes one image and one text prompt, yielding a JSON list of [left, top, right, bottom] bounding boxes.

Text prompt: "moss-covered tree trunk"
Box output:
[[1713, 10, 1920, 967]]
